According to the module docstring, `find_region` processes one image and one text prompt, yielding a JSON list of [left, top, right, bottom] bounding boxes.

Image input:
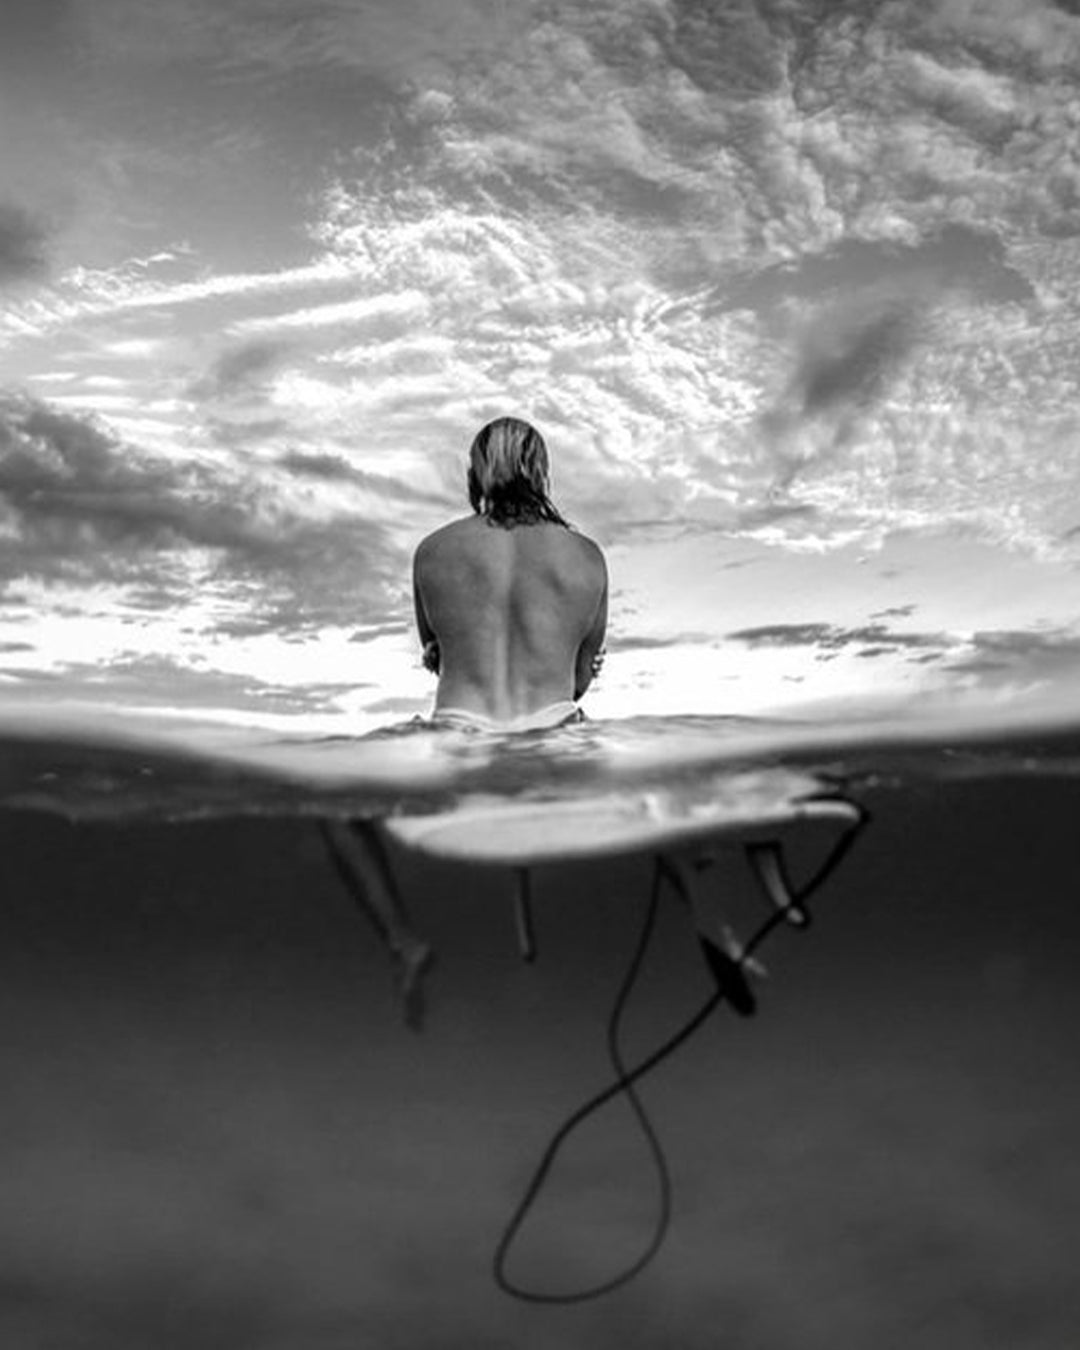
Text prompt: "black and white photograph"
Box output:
[[0, 1, 1078, 1345]]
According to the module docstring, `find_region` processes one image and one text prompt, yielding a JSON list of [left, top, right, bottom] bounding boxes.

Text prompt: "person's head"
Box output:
[[467, 416, 569, 527]]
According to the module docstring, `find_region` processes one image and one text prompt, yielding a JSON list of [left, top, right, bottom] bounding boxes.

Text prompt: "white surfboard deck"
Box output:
[[384, 770, 861, 867]]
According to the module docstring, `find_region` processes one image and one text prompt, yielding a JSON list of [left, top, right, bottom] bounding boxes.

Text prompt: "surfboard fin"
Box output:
[[696, 929, 761, 1016], [513, 868, 537, 963], [746, 843, 811, 927]]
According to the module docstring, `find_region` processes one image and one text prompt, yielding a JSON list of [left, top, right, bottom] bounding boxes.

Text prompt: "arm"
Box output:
[[573, 557, 608, 702], [413, 549, 440, 673]]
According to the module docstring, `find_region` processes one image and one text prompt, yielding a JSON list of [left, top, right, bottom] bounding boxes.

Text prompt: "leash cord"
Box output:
[[492, 796, 868, 1304]]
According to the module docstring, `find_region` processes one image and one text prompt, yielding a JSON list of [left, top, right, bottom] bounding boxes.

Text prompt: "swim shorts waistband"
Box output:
[[430, 701, 584, 733]]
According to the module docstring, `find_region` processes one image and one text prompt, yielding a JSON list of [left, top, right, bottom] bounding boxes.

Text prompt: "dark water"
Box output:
[[1, 710, 1078, 1346]]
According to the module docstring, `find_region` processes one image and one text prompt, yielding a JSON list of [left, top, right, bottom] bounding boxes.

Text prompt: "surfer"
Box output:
[[327, 417, 607, 1028], [415, 415, 608, 728]]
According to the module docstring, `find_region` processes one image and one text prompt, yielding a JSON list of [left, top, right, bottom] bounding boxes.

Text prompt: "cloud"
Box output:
[[276, 452, 358, 483], [729, 623, 843, 649], [717, 226, 1034, 316], [910, 0, 1080, 74], [204, 418, 291, 448], [0, 392, 405, 633], [230, 291, 429, 338], [400, 0, 1080, 268], [361, 694, 429, 717], [726, 620, 1080, 692], [729, 621, 952, 661], [0, 203, 50, 283], [188, 340, 293, 402], [947, 627, 1080, 681], [770, 297, 925, 423], [306, 65, 1080, 553], [605, 631, 717, 653], [0, 396, 268, 558], [289, 0, 1080, 549], [6, 257, 353, 344], [276, 452, 450, 507], [3, 654, 359, 716]]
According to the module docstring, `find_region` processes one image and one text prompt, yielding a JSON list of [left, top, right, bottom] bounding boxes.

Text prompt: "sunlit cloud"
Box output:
[[230, 291, 429, 337], [0, 257, 354, 345]]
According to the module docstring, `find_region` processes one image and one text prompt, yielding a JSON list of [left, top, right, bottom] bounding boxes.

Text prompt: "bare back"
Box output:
[[413, 516, 607, 722]]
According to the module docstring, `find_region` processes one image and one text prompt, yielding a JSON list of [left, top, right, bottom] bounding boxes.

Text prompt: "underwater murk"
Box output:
[[0, 697, 1078, 1347]]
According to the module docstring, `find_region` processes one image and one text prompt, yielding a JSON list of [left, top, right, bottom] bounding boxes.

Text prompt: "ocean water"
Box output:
[[3, 696, 1080, 824], [1, 699, 1079, 1348]]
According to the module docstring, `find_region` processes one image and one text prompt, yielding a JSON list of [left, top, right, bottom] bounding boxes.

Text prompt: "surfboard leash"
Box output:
[[492, 793, 870, 1304]]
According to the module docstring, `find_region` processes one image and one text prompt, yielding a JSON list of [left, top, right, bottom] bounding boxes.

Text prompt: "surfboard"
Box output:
[[383, 768, 861, 867], [382, 768, 866, 969]]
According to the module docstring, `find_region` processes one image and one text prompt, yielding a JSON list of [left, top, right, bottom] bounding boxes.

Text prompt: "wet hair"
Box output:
[[467, 417, 569, 527]]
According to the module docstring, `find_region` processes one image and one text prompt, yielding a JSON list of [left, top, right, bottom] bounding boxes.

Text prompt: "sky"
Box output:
[[1, 0, 1079, 732]]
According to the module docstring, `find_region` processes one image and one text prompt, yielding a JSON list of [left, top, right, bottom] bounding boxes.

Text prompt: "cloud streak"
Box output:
[[729, 621, 952, 660]]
